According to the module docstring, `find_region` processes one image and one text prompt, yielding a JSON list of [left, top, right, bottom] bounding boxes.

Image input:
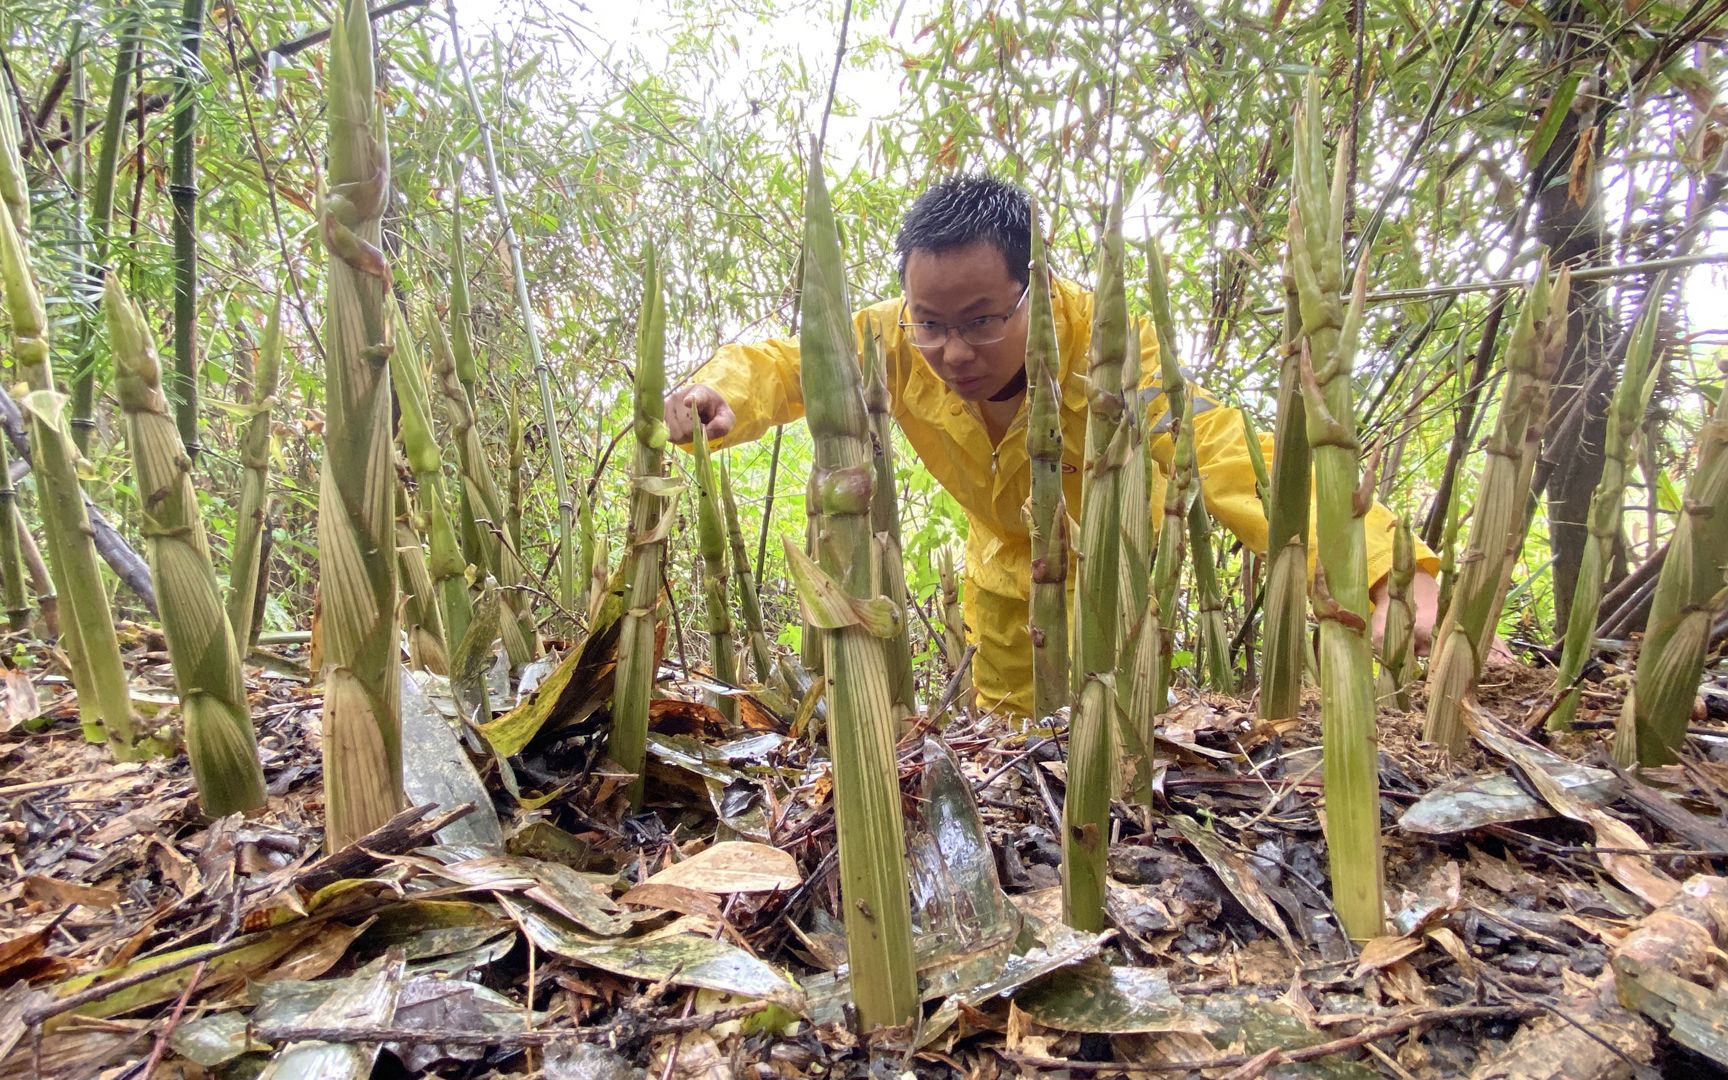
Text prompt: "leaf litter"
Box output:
[[0, 630, 1726, 1077]]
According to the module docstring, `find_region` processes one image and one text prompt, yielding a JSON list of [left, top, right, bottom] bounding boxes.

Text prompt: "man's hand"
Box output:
[[663, 385, 735, 444], [1370, 569, 1515, 666]]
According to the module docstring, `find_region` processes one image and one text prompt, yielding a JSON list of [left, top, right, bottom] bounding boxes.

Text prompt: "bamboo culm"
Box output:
[[1025, 202, 1071, 725], [0, 91, 135, 756], [720, 458, 774, 683], [107, 275, 265, 815], [691, 423, 738, 721], [1063, 189, 1128, 932], [71, 13, 141, 452], [791, 152, 918, 1029], [1423, 262, 1568, 752], [443, 1, 578, 614], [1614, 358, 1728, 766], [1259, 206, 1311, 723], [609, 243, 672, 809], [226, 294, 283, 654], [1550, 295, 1661, 731], [1290, 77, 1383, 940], [317, 0, 403, 849], [862, 318, 917, 717], [169, 0, 206, 455]]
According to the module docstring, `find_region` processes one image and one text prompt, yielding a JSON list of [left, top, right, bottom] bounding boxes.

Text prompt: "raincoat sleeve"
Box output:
[[1134, 324, 1438, 590], [678, 305, 903, 451], [684, 337, 809, 450]]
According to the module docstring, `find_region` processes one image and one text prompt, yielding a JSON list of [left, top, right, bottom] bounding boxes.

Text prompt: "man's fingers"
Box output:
[[703, 398, 735, 440]]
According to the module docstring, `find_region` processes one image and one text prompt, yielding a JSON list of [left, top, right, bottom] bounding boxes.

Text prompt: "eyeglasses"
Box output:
[[897, 285, 1030, 350]]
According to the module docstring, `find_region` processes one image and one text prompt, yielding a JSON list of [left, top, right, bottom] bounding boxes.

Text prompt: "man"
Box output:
[[665, 175, 1440, 717]]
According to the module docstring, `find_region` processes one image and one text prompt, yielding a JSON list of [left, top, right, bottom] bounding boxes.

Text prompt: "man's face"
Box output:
[[901, 242, 1029, 402]]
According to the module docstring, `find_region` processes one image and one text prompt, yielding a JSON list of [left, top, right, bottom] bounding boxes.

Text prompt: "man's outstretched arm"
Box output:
[[662, 336, 809, 449]]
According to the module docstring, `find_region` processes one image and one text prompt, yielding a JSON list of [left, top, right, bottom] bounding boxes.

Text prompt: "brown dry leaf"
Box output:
[[256, 916, 375, 984], [0, 917, 56, 980], [642, 841, 800, 895], [1353, 934, 1423, 977], [1380, 959, 1434, 1007], [0, 668, 39, 733], [620, 882, 726, 922], [649, 697, 729, 737], [735, 695, 786, 734], [21, 876, 121, 910], [648, 1030, 733, 1080]]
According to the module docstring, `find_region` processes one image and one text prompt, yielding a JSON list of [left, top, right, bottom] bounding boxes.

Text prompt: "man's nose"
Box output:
[[942, 333, 978, 365]]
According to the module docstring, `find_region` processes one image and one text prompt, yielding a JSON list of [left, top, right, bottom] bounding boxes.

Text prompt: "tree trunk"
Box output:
[[1533, 11, 1612, 629]]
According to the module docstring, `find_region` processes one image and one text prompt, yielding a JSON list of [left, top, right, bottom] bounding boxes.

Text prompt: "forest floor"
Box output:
[[2, 626, 1727, 1079]]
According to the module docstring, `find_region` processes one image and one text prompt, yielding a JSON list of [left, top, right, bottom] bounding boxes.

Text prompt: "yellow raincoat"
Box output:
[[688, 276, 1438, 716]]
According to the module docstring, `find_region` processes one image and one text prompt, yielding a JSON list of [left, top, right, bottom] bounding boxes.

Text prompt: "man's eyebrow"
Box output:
[[909, 296, 995, 319]]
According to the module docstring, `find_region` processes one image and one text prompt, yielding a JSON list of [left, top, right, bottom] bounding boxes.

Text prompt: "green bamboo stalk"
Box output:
[[506, 383, 525, 553], [1378, 518, 1418, 710], [168, 0, 206, 455], [0, 434, 29, 631], [0, 81, 27, 234], [0, 93, 32, 631], [1146, 238, 1193, 722], [1, 97, 133, 754], [1187, 496, 1234, 692], [861, 317, 916, 717], [397, 481, 447, 674], [938, 544, 968, 673], [23, 390, 137, 754], [71, 12, 141, 452], [691, 423, 737, 721], [1026, 202, 1071, 724], [427, 314, 534, 665], [608, 243, 671, 810], [317, 0, 402, 849], [1290, 77, 1382, 940], [443, 4, 578, 614], [106, 276, 264, 814], [1423, 262, 1568, 753], [1063, 190, 1128, 933], [392, 305, 475, 668], [1550, 296, 1661, 730], [1260, 204, 1311, 723], [1061, 676, 1113, 931], [1614, 362, 1728, 766], [1150, 400, 1195, 715], [226, 294, 282, 653], [720, 458, 774, 682], [1117, 318, 1156, 791], [791, 153, 918, 1030]]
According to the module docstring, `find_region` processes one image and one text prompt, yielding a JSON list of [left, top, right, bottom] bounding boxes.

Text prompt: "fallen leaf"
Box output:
[[1353, 934, 1423, 977], [643, 841, 801, 895], [22, 876, 121, 910], [1165, 814, 1298, 956], [620, 882, 726, 922]]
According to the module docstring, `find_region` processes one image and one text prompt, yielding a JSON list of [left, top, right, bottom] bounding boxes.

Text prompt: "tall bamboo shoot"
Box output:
[[107, 276, 264, 814], [317, 0, 403, 848]]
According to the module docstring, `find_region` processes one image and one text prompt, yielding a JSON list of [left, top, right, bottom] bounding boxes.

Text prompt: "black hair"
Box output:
[[894, 174, 1032, 287]]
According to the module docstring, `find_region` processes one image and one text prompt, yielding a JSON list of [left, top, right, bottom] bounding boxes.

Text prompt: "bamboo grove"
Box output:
[[0, 0, 1724, 1035]]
